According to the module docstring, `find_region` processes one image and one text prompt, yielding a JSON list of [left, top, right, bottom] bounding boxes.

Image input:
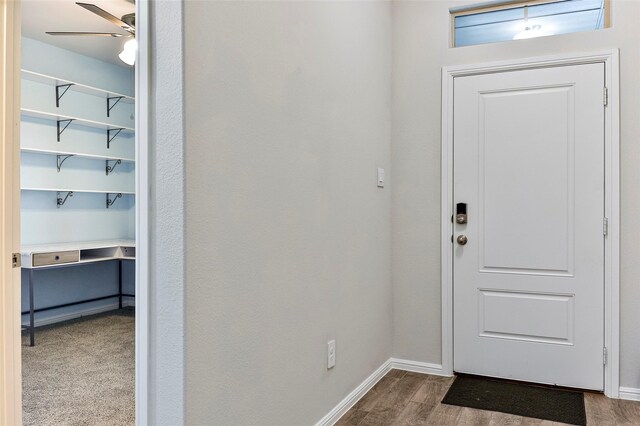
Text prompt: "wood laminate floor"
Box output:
[[336, 370, 640, 426]]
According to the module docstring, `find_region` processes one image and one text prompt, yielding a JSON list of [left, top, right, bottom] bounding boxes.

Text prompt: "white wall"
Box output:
[[148, 0, 185, 424], [182, 1, 392, 424], [21, 38, 133, 97], [391, 0, 640, 389]]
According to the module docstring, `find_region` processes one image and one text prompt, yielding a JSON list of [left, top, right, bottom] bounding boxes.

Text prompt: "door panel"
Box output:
[[453, 63, 605, 390], [480, 86, 574, 274], [478, 289, 574, 345]]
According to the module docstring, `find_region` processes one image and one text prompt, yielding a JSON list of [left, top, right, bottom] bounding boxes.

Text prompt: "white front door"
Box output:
[[453, 63, 605, 390]]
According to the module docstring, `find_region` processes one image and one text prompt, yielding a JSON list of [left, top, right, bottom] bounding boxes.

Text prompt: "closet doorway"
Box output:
[[1, 0, 149, 424]]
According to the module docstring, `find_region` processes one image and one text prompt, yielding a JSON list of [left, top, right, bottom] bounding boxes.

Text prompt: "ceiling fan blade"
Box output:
[[46, 31, 125, 37], [76, 2, 135, 33]]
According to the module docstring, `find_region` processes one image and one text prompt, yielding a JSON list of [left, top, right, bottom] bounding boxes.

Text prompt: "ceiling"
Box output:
[[21, 0, 135, 67]]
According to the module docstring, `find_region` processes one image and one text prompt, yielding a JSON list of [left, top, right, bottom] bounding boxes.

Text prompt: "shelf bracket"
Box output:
[[55, 84, 74, 108], [56, 191, 73, 208], [106, 159, 122, 175], [106, 193, 123, 209], [107, 96, 124, 117], [57, 119, 74, 142], [107, 128, 124, 149], [56, 154, 75, 172]]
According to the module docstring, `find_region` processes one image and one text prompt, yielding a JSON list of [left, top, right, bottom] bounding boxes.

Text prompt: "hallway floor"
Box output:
[[22, 308, 135, 426], [337, 369, 640, 425]]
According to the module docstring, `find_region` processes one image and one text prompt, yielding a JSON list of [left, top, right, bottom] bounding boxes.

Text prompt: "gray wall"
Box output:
[[391, 0, 640, 389], [182, 1, 392, 424], [147, 1, 640, 423]]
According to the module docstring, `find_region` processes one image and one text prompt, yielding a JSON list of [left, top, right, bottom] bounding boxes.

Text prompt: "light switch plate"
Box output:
[[377, 167, 385, 188], [328, 340, 336, 369]]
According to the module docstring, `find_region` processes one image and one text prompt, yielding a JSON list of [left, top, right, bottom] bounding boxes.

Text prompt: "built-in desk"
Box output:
[[21, 239, 135, 346]]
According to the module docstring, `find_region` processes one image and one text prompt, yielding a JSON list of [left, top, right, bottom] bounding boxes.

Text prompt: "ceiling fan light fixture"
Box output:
[[45, 3, 136, 65], [119, 38, 137, 66]]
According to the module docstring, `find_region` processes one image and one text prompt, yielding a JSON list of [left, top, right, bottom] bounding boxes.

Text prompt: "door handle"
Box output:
[[457, 235, 468, 245]]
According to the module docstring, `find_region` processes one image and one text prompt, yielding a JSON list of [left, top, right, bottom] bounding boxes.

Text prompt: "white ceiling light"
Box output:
[[512, 6, 554, 41], [119, 38, 137, 66], [513, 24, 554, 40]]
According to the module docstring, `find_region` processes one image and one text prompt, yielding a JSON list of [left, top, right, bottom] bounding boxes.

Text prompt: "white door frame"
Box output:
[[441, 50, 620, 397], [135, 0, 150, 423], [0, 0, 22, 423]]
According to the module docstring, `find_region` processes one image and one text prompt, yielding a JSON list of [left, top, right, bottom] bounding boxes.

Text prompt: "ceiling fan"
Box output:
[[46, 2, 137, 65]]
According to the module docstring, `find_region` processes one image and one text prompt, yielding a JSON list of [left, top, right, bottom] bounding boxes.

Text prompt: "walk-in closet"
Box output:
[[20, 1, 136, 424]]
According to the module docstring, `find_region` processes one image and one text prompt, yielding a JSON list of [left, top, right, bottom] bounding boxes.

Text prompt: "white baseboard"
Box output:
[[316, 357, 451, 426], [390, 358, 450, 377], [314, 359, 392, 426], [21, 298, 135, 328], [619, 387, 640, 401]]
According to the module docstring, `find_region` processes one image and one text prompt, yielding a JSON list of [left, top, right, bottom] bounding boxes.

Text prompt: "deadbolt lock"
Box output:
[[456, 203, 468, 224]]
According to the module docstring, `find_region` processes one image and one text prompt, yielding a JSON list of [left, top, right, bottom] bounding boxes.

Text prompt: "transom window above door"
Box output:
[[451, 0, 609, 47]]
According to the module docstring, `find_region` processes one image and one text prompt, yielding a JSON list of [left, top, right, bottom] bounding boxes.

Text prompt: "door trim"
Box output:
[[135, 0, 150, 423], [0, 0, 21, 423], [441, 50, 620, 397]]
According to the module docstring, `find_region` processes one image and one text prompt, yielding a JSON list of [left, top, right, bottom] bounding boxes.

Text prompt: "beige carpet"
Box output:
[[22, 309, 135, 426]]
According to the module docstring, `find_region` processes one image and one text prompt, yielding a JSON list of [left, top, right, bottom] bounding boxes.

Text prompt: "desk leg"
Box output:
[[118, 260, 123, 309], [29, 269, 35, 347]]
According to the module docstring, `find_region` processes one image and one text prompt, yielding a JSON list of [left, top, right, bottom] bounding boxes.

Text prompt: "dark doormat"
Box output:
[[441, 375, 586, 425]]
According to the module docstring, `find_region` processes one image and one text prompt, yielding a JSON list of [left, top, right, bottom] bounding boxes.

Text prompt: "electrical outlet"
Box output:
[[327, 340, 336, 369]]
